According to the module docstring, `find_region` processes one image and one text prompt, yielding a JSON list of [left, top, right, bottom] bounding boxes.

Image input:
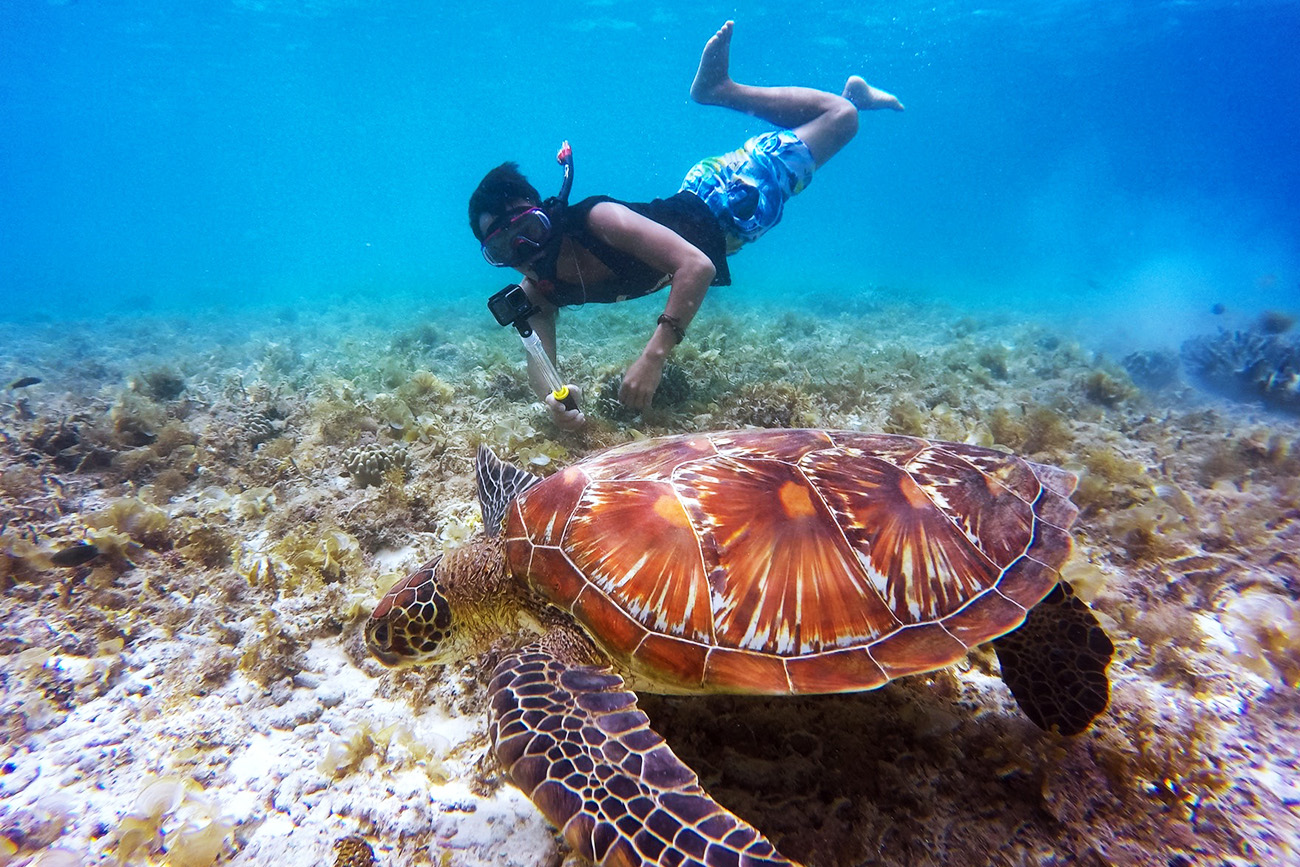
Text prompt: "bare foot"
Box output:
[[690, 20, 738, 105], [843, 75, 905, 111]]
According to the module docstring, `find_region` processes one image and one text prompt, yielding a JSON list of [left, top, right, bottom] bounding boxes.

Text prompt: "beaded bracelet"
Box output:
[[656, 313, 686, 345]]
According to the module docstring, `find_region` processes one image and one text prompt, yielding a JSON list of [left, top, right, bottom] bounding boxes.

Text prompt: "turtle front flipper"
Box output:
[[991, 583, 1114, 736], [489, 647, 798, 867], [477, 444, 543, 537]]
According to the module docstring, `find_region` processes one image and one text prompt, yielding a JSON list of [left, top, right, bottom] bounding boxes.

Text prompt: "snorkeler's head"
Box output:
[[469, 163, 541, 241]]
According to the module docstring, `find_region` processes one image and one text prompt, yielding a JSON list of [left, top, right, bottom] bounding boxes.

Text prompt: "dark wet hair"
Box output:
[[468, 162, 541, 240]]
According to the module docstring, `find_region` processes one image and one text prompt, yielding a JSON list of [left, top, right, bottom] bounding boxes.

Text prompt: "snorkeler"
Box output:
[[469, 20, 904, 431]]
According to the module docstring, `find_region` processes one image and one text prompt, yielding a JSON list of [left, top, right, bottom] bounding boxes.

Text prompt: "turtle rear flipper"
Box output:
[[991, 583, 1113, 735], [490, 647, 798, 867]]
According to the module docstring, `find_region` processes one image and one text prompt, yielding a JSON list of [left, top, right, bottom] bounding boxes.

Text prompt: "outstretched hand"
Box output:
[[544, 385, 586, 431], [618, 353, 665, 412]]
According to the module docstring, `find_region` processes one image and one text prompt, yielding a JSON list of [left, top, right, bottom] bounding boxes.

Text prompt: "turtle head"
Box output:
[[365, 556, 456, 668]]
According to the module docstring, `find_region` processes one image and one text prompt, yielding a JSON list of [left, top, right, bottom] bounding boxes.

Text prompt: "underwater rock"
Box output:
[[1121, 349, 1180, 390], [5, 302, 1300, 866], [341, 442, 412, 488], [25, 419, 118, 473], [1181, 329, 1300, 414], [27, 419, 81, 458]]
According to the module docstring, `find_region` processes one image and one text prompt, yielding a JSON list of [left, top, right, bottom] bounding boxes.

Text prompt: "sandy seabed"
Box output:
[[2, 292, 1298, 867]]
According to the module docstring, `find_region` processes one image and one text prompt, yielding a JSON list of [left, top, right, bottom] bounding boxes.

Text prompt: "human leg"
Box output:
[[690, 20, 903, 168]]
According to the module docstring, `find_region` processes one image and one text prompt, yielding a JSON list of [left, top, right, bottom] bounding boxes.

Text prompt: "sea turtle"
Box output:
[[365, 429, 1112, 866]]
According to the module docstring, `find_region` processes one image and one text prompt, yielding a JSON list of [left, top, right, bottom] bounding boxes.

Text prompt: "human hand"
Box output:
[[544, 384, 585, 431], [618, 354, 665, 411]]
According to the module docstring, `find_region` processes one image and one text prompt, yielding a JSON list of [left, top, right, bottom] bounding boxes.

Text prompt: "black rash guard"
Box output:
[[534, 192, 730, 307]]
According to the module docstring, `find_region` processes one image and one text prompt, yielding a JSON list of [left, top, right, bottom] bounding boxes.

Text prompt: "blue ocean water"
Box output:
[[2, 0, 1297, 348]]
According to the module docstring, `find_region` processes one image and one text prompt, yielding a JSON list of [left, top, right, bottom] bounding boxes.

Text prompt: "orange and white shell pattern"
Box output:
[[503, 429, 1079, 695]]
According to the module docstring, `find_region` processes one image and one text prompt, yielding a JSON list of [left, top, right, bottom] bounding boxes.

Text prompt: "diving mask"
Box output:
[[481, 207, 552, 268]]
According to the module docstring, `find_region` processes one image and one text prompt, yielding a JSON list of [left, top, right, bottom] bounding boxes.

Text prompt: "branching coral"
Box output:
[[1181, 328, 1300, 414], [5, 294, 1300, 866]]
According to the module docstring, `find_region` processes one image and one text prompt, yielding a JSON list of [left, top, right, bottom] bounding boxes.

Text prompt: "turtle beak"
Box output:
[[369, 646, 403, 668]]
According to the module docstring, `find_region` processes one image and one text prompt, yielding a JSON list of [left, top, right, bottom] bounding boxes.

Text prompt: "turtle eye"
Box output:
[[365, 613, 406, 666]]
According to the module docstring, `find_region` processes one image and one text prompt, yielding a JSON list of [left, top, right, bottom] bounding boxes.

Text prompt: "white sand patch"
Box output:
[[1, 636, 555, 866]]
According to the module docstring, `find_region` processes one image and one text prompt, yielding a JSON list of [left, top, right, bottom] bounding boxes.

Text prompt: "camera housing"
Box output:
[[488, 284, 540, 334]]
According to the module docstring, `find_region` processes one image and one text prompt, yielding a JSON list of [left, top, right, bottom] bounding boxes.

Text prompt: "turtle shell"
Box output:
[[502, 429, 1078, 695]]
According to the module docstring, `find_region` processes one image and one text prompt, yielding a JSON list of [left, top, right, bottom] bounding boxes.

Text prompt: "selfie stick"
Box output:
[[519, 328, 578, 412], [489, 285, 579, 413]]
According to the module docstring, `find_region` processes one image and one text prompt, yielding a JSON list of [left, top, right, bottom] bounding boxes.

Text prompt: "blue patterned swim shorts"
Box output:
[[679, 129, 816, 254]]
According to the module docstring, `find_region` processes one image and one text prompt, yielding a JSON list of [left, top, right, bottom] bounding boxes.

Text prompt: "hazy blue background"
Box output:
[[3, 0, 1298, 349]]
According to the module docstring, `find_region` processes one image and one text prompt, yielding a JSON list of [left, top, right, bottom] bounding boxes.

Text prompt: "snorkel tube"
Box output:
[[486, 142, 580, 414], [554, 140, 574, 205]]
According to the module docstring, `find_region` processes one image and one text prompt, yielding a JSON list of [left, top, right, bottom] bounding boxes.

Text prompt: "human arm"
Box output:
[[584, 202, 716, 411]]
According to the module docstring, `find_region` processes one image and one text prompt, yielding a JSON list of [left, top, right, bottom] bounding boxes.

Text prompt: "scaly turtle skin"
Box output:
[[366, 429, 1113, 867]]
